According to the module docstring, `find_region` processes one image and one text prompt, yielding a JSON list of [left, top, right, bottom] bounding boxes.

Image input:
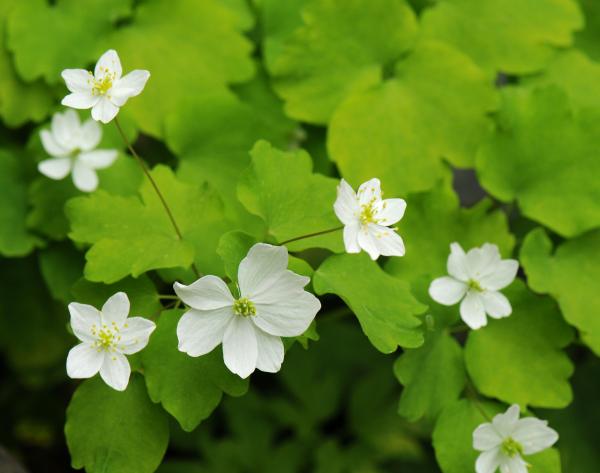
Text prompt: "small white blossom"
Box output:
[[66, 292, 156, 391], [38, 110, 117, 192], [429, 242, 518, 329], [174, 243, 321, 379], [473, 404, 558, 473], [333, 178, 406, 260], [61, 49, 150, 124]]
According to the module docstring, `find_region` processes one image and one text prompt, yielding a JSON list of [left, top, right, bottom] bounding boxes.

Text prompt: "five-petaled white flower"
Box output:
[[174, 243, 321, 379], [333, 178, 406, 260], [61, 49, 150, 124], [38, 109, 117, 192], [66, 292, 156, 391], [428, 242, 518, 329], [473, 404, 558, 473]]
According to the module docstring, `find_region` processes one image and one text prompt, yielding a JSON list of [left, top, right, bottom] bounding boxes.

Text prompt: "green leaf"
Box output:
[[237, 140, 343, 252], [464, 280, 574, 408], [267, 0, 418, 123], [394, 329, 465, 422], [66, 165, 230, 283], [217, 231, 258, 282], [27, 177, 79, 240], [575, 0, 600, 61], [420, 0, 583, 74], [141, 310, 249, 432], [313, 253, 426, 352], [521, 227, 600, 356], [38, 242, 84, 303], [476, 86, 600, 237], [65, 375, 169, 473], [328, 41, 497, 195]]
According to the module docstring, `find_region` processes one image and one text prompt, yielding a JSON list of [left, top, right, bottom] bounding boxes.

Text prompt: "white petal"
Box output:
[[61, 69, 93, 93], [51, 110, 80, 150], [254, 327, 284, 373], [79, 119, 102, 151], [499, 455, 528, 473], [473, 422, 503, 451], [466, 243, 502, 280], [357, 226, 380, 260], [177, 307, 233, 357], [429, 277, 468, 305], [71, 161, 99, 192], [40, 129, 69, 157], [99, 352, 131, 391], [78, 150, 118, 170], [357, 178, 382, 206], [373, 198, 406, 225], [481, 291, 512, 319], [447, 242, 469, 281], [91, 98, 120, 124], [253, 291, 321, 337], [251, 270, 310, 305], [173, 275, 234, 310], [368, 224, 405, 257], [62, 92, 99, 110], [238, 243, 288, 299], [68, 302, 102, 343], [492, 404, 521, 437], [66, 343, 104, 379], [333, 178, 359, 225], [38, 158, 72, 180], [512, 418, 559, 455], [110, 70, 150, 106], [118, 317, 156, 355], [101, 292, 130, 325], [343, 222, 361, 253], [222, 316, 258, 379], [475, 448, 503, 473], [95, 49, 122, 80], [460, 290, 487, 329], [480, 260, 519, 291]]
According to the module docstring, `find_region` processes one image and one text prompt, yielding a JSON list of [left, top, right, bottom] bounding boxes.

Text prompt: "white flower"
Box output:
[[66, 292, 156, 391], [61, 49, 150, 124], [333, 178, 406, 260], [473, 404, 559, 473], [428, 242, 518, 329], [174, 243, 321, 379], [38, 110, 117, 192]]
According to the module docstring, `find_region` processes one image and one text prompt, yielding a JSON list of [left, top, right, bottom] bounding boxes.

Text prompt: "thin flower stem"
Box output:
[[114, 116, 200, 278], [279, 226, 344, 246], [158, 294, 179, 300], [466, 381, 493, 423]]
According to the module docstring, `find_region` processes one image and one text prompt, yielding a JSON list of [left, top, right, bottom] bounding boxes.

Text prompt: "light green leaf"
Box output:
[[141, 310, 249, 432], [465, 280, 574, 408], [313, 253, 426, 352], [420, 0, 583, 74], [328, 41, 497, 195], [267, 0, 418, 123], [476, 86, 600, 237], [521, 227, 600, 356], [65, 375, 169, 473], [217, 231, 258, 282], [237, 140, 343, 252]]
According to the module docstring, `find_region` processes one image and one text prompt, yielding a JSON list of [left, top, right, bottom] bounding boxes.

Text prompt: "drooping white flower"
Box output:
[[66, 292, 156, 391], [38, 109, 117, 192], [174, 243, 321, 379], [473, 404, 558, 473], [428, 242, 518, 329], [333, 178, 406, 260], [61, 49, 150, 124]]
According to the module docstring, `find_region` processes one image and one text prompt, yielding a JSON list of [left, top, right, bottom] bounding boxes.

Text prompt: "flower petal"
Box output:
[[481, 291, 512, 319], [466, 243, 502, 280], [492, 404, 521, 437], [473, 422, 503, 451], [110, 70, 150, 106], [91, 98, 120, 124], [499, 455, 528, 473], [447, 242, 469, 281], [460, 290, 487, 329], [40, 129, 69, 157], [78, 150, 118, 170], [475, 447, 503, 473], [95, 49, 122, 79], [222, 315, 258, 379], [66, 343, 104, 379], [118, 317, 156, 355], [173, 275, 234, 310], [368, 224, 405, 257], [68, 302, 102, 343], [374, 198, 406, 225], [79, 118, 102, 151], [71, 161, 99, 192], [254, 327, 284, 373], [238, 243, 288, 299], [253, 290, 321, 337], [62, 92, 99, 110], [357, 226, 380, 260], [61, 69, 93, 93], [177, 307, 233, 357], [251, 270, 310, 305], [342, 221, 361, 253], [429, 277, 467, 305], [101, 292, 130, 325], [480, 259, 519, 291], [38, 157, 72, 180], [333, 178, 359, 225], [512, 418, 558, 455], [99, 352, 131, 391], [357, 178, 381, 206]]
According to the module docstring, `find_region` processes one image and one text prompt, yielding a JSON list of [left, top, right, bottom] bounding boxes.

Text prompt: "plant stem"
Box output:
[[114, 117, 200, 278], [466, 381, 493, 423], [279, 226, 344, 246], [158, 294, 179, 300]]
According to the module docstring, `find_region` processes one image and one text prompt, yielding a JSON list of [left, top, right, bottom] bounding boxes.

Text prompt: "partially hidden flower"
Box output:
[[333, 178, 406, 260], [473, 404, 559, 473], [38, 109, 117, 192], [174, 243, 321, 379], [61, 49, 150, 124], [428, 242, 518, 329], [66, 292, 156, 391]]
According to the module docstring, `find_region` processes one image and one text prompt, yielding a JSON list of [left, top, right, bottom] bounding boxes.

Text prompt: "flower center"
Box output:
[[91, 69, 115, 96], [359, 199, 379, 226], [91, 322, 121, 352], [467, 279, 483, 292], [501, 437, 524, 458], [233, 297, 256, 317]]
